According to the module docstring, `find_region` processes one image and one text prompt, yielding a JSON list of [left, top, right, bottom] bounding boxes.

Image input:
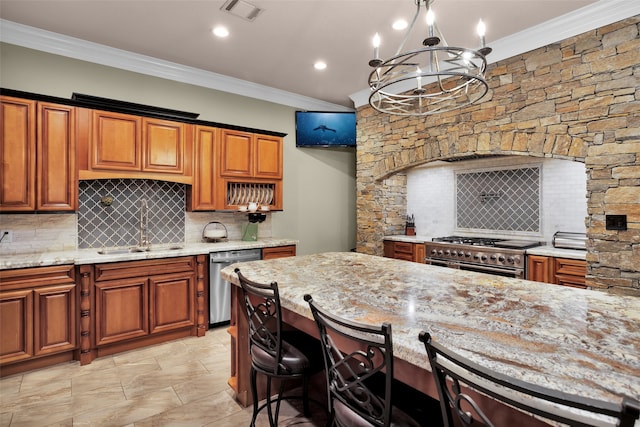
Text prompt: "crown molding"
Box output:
[[0, 19, 353, 112], [349, 0, 640, 108]]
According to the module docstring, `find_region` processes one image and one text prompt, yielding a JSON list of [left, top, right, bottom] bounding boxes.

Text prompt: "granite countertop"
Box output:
[[0, 238, 298, 270], [221, 251, 640, 411]]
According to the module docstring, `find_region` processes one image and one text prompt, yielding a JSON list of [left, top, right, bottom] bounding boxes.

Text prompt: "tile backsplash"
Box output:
[[78, 179, 185, 248], [0, 179, 273, 255], [456, 166, 540, 232]]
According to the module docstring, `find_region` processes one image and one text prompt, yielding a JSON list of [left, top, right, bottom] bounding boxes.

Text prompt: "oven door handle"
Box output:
[[457, 262, 523, 275]]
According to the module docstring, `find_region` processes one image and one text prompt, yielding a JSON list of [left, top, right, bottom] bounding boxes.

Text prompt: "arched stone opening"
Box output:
[[355, 17, 640, 294]]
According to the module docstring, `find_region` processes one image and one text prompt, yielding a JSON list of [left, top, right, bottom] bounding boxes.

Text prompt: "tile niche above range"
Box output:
[[406, 156, 587, 243]]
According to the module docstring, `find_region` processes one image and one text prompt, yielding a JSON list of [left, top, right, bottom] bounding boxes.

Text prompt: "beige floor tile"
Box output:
[[0, 327, 328, 427]]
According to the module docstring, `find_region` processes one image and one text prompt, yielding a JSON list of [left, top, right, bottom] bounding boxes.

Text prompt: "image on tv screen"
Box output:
[[295, 111, 356, 147]]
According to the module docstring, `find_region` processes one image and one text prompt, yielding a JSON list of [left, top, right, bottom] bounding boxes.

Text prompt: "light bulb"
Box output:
[[372, 33, 381, 48], [477, 19, 486, 37], [426, 9, 435, 26], [372, 33, 381, 60]]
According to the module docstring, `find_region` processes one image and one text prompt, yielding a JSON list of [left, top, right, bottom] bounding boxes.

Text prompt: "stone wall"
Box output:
[[356, 17, 640, 294]]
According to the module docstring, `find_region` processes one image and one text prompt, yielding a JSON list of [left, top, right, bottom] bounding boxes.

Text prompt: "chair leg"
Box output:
[[266, 375, 276, 426], [250, 367, 259, 427], [274, 378, 286, 425]]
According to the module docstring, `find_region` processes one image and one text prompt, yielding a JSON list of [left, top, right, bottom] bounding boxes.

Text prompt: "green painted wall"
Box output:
[[0, 42, 357, 255]]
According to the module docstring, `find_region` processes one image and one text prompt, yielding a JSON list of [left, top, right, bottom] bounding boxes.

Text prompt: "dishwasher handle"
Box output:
[[210, 248, 262, 263]]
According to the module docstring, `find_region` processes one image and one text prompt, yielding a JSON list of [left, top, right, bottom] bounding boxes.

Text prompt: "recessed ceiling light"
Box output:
[[212, 26, 229, 38], [393, 20, 408, 30], [314, 61, 327, 70]]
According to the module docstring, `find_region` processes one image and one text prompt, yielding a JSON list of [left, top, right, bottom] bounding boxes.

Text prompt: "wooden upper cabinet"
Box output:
[[0, 97, 76, 212], [91, 110, 141, 171], [220, 129, 253, 177], [81, 109, 192, 183], [220, 129, 282, 179], [255, 134, 283, 179], [188, 125, 218, 211], [142, 118, 185, 174], [37, 102, 76, 211], [1, 96, 36, 211]]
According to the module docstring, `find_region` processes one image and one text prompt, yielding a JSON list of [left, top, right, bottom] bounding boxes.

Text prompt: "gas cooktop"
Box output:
[[432, 236, 541, 249]]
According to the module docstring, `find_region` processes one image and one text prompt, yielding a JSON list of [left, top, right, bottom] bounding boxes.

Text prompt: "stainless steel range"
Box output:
[[425, 236, 542, 279]]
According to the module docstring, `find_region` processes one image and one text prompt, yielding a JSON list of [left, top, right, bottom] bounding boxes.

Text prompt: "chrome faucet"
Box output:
[[138, 199, 150, 250]]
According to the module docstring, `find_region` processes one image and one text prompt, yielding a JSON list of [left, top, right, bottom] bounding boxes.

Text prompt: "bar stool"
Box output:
[[304, 294, 421, 427], [418, 331, 640, 427], [235, 268, 322, 427]]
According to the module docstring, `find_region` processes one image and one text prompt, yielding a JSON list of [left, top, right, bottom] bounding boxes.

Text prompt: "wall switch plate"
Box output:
[[605, 215, 627, 231], [0, 230, 13, 243]]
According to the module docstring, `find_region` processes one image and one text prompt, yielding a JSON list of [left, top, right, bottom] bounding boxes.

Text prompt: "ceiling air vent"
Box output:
[[221, 0, 264, 21]]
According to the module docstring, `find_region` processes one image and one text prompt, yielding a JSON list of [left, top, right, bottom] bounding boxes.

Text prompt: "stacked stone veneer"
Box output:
[[356, 17, 640, 294]]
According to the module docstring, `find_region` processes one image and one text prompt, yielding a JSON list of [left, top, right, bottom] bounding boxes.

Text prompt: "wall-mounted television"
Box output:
[[295, 111, 356, 148]]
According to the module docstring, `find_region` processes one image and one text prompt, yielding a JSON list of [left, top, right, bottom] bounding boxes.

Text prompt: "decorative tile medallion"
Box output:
[[456, 166, 540, 232]]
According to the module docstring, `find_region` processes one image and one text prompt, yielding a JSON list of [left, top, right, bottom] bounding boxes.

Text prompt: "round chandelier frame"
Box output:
[[368, 0, 491, 116]]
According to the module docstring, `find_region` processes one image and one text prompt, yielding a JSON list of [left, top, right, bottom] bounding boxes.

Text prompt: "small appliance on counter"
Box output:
[[552, 232, 587, 250], [202, 221, 228, 242]]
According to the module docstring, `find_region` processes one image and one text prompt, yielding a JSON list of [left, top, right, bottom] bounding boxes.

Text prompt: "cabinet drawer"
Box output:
[[393, 242, 414, 254], [94, 257, 195, 282]]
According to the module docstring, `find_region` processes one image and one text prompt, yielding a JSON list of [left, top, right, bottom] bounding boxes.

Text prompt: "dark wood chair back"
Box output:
[[419, 331, 640, 427], [305, 294, 398, 427]]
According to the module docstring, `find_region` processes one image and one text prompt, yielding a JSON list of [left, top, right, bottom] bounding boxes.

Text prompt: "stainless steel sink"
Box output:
[[97, 245, 184, 255]]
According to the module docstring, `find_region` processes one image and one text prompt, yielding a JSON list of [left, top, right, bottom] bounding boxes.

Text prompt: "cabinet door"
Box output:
[[189, 125, 217, 210], [91, 110, 141, 171], [0, 289, 34, 363], [95, 278, 148, 346], [262, 245, 296, 260], [554, 258, 587, 289], [393, 241, 415, 262], [37, 102, 76, 211], [142, 118, 185, 174], [254, 134, 282, 179], [220, 129, 253, 177], [0, 96, 36, 211], [527, 255, 553, 283], [414, 244, 426, 264], [34, 284, 77, 356], [149, 272, 195, 334]]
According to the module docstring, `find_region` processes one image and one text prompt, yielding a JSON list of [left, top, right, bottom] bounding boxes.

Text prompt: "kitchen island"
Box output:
[[221, 252, 640, 424]]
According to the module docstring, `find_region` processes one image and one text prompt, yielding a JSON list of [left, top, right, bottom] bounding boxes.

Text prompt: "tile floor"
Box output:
[[0, 327, 327, 427]]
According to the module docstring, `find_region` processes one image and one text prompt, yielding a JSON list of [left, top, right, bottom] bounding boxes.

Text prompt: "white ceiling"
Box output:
[[0, 0, 631, 110]]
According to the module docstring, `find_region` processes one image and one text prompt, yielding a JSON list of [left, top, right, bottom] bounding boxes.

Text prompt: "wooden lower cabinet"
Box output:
[[81, 255, 206, 364], [95, 277, 149, 346], [526, 255, 553, 284], [0, 265, 77, 376], [527, 255, 586, 289], [384, 240, 426, 263], [554, 257, 587, 289], [262, 245, 296, 260]]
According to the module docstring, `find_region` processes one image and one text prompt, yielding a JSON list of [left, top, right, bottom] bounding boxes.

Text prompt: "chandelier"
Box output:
[[368, 0, 492, 116]]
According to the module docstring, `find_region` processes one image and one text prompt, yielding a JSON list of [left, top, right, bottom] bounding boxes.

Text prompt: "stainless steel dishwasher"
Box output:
[[209, 248, 262, 327]]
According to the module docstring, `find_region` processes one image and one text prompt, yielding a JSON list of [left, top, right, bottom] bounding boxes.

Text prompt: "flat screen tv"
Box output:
[[295, 111, 356, 147]]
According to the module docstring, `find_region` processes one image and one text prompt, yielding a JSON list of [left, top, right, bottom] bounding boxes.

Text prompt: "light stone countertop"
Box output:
[[222, 251, 640, 412], [0, 238, 298, 270], [526, 245, 587, 260], [384, 235, 587, 260]]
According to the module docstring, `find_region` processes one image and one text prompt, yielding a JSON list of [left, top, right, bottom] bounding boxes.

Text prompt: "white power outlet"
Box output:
[[0, 230, 13, 243]]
